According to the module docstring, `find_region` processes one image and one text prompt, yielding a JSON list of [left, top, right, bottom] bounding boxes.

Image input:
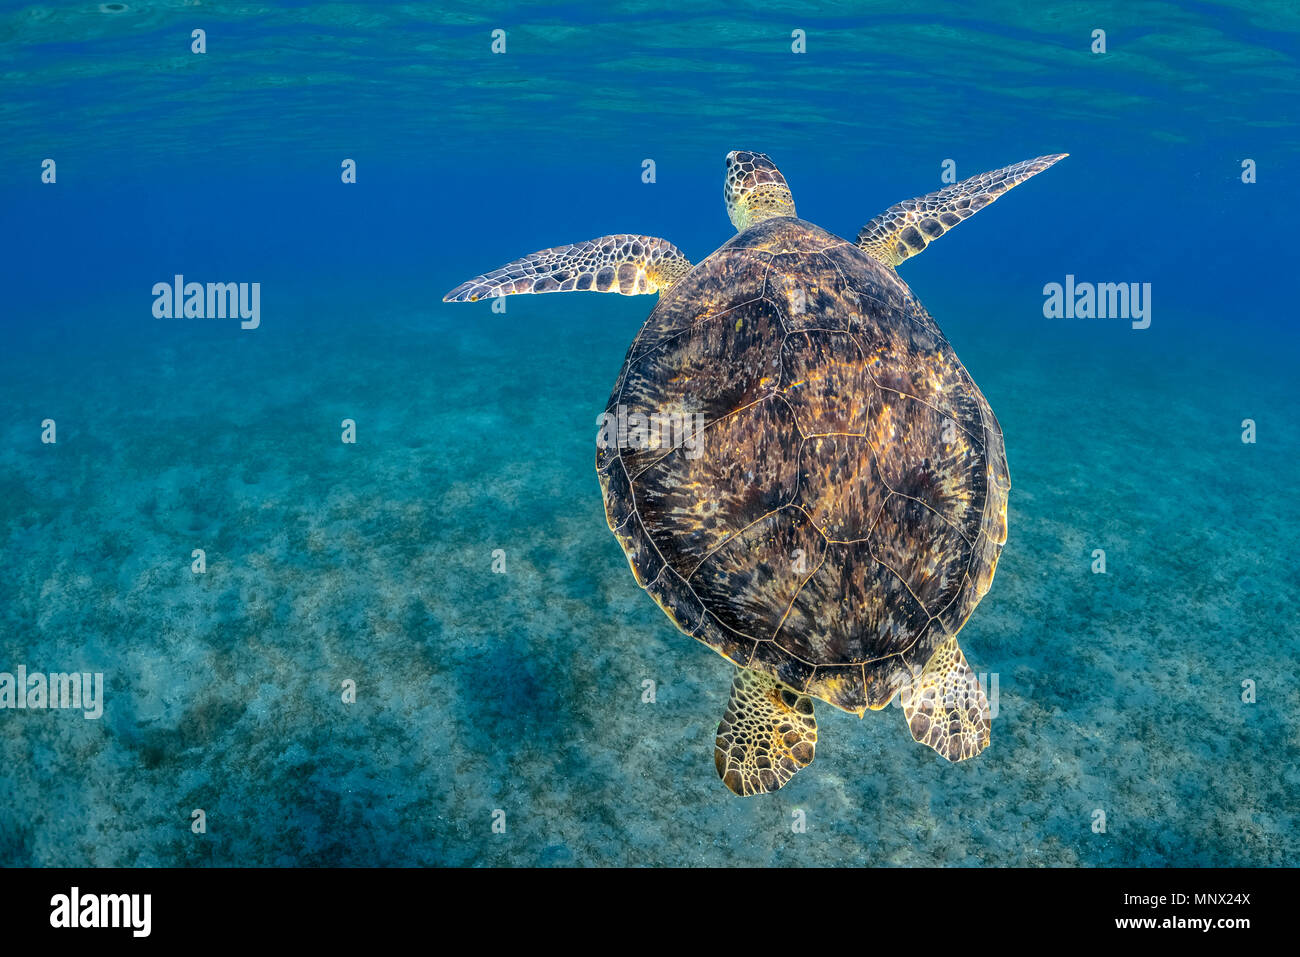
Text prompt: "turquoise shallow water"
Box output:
[[2, 1, 1298, 865], [2, 287, 1296, 866]]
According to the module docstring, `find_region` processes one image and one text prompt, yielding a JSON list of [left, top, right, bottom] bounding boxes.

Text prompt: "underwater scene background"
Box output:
[[1, 1, 1297, 866]]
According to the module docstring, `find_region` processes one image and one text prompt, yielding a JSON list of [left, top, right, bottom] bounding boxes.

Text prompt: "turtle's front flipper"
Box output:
[[900, 635, 990, 762], [856, 153, 1067, 267], [442, 234, 692, 302], [715, 670, 817, 796]]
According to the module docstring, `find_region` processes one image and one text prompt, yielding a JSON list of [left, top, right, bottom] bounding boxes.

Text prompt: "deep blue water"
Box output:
[[1, 1, 1297, 866]]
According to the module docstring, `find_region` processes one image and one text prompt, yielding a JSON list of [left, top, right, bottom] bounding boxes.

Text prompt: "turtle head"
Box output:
[[725, 150, 796, 232]]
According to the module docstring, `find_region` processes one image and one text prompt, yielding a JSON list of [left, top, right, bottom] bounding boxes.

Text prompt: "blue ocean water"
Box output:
[[1, 2, 1297, 866]]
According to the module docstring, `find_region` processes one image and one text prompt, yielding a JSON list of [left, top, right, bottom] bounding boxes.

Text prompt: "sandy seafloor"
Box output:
[[1, 279, 1296, 868]]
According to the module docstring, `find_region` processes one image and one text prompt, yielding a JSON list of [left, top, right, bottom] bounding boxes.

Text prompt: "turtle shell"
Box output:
[[596, 217, 1009, 716]]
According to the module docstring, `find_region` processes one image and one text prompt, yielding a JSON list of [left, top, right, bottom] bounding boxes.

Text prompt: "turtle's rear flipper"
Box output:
[[901, 635, 990, 762], [442, 234, 692, 301], [857, 153, 1067, 267], [715, 670, 817, 796]]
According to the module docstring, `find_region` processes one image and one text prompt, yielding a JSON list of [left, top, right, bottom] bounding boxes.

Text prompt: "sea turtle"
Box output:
[[444, 150, 1065, 795]]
